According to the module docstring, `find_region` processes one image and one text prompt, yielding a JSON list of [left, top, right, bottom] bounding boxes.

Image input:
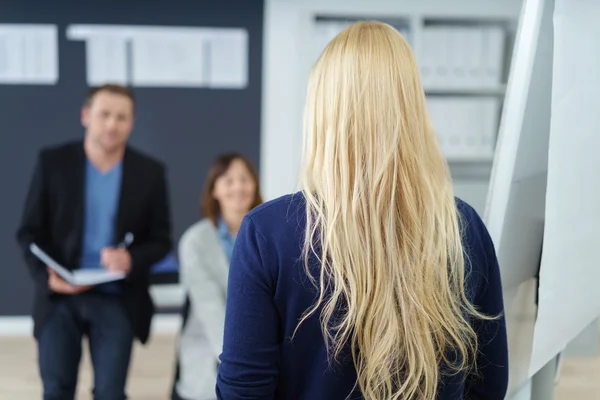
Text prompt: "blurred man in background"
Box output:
[[16, 84, 172, 400]]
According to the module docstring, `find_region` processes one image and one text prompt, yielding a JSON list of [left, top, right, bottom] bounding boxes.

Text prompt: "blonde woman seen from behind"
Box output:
[[172, 154, 262, 400], [217, 22, 508, 400]]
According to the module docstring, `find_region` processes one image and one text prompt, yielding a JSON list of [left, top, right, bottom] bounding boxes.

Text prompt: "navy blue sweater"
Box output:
[[217, 193, 508, 400]]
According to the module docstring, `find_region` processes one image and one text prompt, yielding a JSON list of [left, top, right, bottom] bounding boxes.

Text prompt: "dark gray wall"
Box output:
[[0, 0, 263, 315]]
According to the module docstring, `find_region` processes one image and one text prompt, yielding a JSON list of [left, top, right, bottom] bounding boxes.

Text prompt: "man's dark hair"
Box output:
[[84, 84, 135, 109]]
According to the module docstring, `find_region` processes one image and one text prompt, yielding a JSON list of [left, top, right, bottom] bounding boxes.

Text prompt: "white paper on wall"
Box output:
[[67, 25, 248, 89], [529, 0, 600, 374], [131, 31, 207, 87], [207, 30, 248, 89], [85, 35, 128, 86], [0, 24, 58, 84]]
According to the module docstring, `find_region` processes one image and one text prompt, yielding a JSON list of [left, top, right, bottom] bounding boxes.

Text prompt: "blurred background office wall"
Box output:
[[260, 0, 522, 215], [0, 0, 263, 316], [1, 1, 599, 399], [0, 0, 524, 320]]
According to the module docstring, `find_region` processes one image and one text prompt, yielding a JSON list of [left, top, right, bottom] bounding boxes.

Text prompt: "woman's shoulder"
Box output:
[[455, 197, 493, 250], [246, 192, 306, 230], [455, 197, 499, 294], [238, 192, 307, 260], [455, 197, 478, 219], [180, 219, 216, 246], [248, 192, 304, 215]]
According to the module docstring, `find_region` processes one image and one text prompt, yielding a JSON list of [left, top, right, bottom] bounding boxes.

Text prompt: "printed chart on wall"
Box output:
[[0, 0, 263, 315], [0, 24, 58, 84], [66, 25, 248, 89], [530, 0, 600, 374]]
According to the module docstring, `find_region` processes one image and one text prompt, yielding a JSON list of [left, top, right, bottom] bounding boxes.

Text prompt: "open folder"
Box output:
[[30, 243, 126, 286]]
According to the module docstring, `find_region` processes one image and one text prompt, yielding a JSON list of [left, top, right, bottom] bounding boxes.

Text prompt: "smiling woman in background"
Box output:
[[172, 153, 262, 400], [216, 22, 508, 400]]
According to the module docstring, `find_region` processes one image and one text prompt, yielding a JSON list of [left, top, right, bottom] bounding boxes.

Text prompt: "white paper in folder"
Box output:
[[30, 243, 125, 286]]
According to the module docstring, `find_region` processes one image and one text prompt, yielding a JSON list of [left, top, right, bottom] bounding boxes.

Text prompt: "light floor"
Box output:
[[0, 334, 597, 399], [0, 335, 175, 399]]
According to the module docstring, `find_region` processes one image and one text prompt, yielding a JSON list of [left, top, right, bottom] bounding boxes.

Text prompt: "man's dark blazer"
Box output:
[[16, 141, 172, 344]]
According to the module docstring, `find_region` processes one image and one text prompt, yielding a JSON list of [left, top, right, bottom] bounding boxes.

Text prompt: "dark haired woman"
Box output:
[[172, 153, 263, 400]]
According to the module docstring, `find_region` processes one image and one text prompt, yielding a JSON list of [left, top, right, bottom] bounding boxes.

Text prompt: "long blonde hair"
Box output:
[[299, 21, 487, 399]]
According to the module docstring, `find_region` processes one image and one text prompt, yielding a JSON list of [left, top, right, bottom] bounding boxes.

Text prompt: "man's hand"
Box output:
[[100, 247, 132, 274], [48, 269, 92, 294]]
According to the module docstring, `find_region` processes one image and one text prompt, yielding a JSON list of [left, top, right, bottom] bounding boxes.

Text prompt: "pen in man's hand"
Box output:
[[118, 232, 134, 249]]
